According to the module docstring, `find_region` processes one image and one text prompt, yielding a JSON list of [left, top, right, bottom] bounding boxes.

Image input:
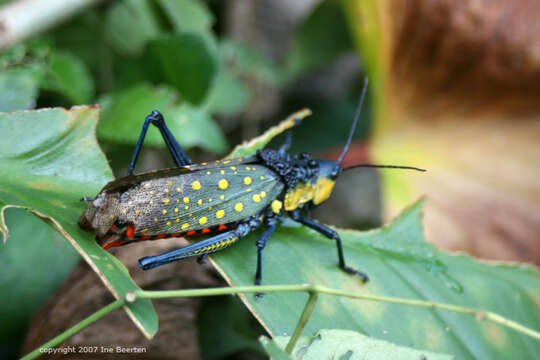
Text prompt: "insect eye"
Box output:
[[308, 160, 317, 168], [299, 152, 311, 160], [330, 166, 341, 179]]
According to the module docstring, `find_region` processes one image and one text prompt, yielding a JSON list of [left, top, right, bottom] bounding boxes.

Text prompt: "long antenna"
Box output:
[[337, 76, 369, 164], [343, 164, 426, 172]]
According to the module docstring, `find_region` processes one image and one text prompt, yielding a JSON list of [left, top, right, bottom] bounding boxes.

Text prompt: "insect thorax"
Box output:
[[257, 149, 336, 211]]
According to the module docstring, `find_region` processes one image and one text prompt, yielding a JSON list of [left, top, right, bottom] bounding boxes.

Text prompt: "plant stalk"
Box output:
[[22, 283, 540, 360], [20, 299, 124, 360], [285, 291, 318, 354], [0, 0, 104, 50]]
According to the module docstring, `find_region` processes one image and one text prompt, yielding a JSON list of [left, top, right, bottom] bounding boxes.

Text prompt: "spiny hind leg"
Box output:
[[288, 209, 369, 283], [139, 217, 262, 270], [128, 110, 192, 176]]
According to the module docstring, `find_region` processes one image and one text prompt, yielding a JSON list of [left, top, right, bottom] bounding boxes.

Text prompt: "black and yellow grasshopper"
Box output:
[[79, 78, 424, 285]]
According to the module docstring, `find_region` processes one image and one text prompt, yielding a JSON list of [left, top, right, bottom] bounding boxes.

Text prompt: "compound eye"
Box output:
[[308, 159, 317, 168], [299, 152, 311, 160], [331, 166, 341, 179]]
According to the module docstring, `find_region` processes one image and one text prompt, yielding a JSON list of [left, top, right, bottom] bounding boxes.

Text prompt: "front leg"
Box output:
[[254, 216, 280, 286], [288, 209, 369, 283]]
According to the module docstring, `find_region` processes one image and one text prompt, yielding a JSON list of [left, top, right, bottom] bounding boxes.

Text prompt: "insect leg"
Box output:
[[138, 221, 258, 270], [127, 110, 192, 176], [288, 210, 369, 282], [278, 130, 293, 155], [254, 217, 279, 286], [278, 116, 303, 155], [197, 254, 208, 264], [139, 230, 240, 270]]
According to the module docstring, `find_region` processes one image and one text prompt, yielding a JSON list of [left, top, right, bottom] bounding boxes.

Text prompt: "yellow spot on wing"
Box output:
[[220, 195, 225, 200], [230, 166, 236, 170], [144, 183, 151, 189], [163, 198, 170, 205], [198, 199, 203, 206], [184, 197, 190, 203], [174, 208, 179, 213], [149, 200, 154, 206], [154, 217, 159, 222], [176, 218, 180, 223], [166, 221, 172, 226], [216, 209, 225, 219], [182, 223, 189, 230], [206, 171, 211, 175], [162, 209, 167, 215], [192, 180, 202, 190], [202, 162, 208, 165], [149, 190, 155, 195], [271, 200, 282, 214], [223, 160, 231, 164], [199, 216, 208, 225], [252, 194, 261, 203], [235, 202, 244, 212], [185, 205, 189, 210], [260, 176, 265, 180], [167, 180, 173, 187], [244, 176, 252, 185], [218, 179, 229, 189], [177, 187, 182, 192], [141, 228, 149, 233], [261, 191, 266, 198], [135, 210, 141, 215], [220, 170, 225, 174]]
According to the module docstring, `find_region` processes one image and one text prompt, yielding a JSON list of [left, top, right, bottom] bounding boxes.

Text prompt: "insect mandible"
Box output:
[[79, 78, 425, 285]]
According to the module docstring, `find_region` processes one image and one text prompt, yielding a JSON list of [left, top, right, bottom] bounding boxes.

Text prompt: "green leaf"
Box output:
[[283, 1, 353, 80], [210, 200, 540, 359], [272, 329, 454, 360], [226, 109, 313, 159], [220, 39, 283, 87], [169, 103, 228, 154], [204, 69, 250, 116], [105, 0, 161, 55], [0, 208, 79, 342], [158, 0, 214, 33], [0, 68, 40, 111], [0, 107, 158, 338], [206, 118, 540, 359], [98, 83, 227, 153], [42, 51, 95, 104], [148, 33, 218, 104]]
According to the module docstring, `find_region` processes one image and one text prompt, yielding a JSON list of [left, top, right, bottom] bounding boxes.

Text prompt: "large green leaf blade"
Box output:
[[207, 114, 540, 359], [0, 107, 158, 338], [98, 83, 228, 154]]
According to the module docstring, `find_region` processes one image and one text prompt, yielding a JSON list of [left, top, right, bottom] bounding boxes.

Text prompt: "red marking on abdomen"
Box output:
[[185, 230, 197, 236], [103, 240, 126, 250], [126, 224, 135, 239], [201, 228, 211, 234], [218, 224, 227, 231]]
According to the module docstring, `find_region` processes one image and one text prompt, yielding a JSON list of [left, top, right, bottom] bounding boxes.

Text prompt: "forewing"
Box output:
[[102, 156, 259, 193], [117, 164, 283, 235]]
